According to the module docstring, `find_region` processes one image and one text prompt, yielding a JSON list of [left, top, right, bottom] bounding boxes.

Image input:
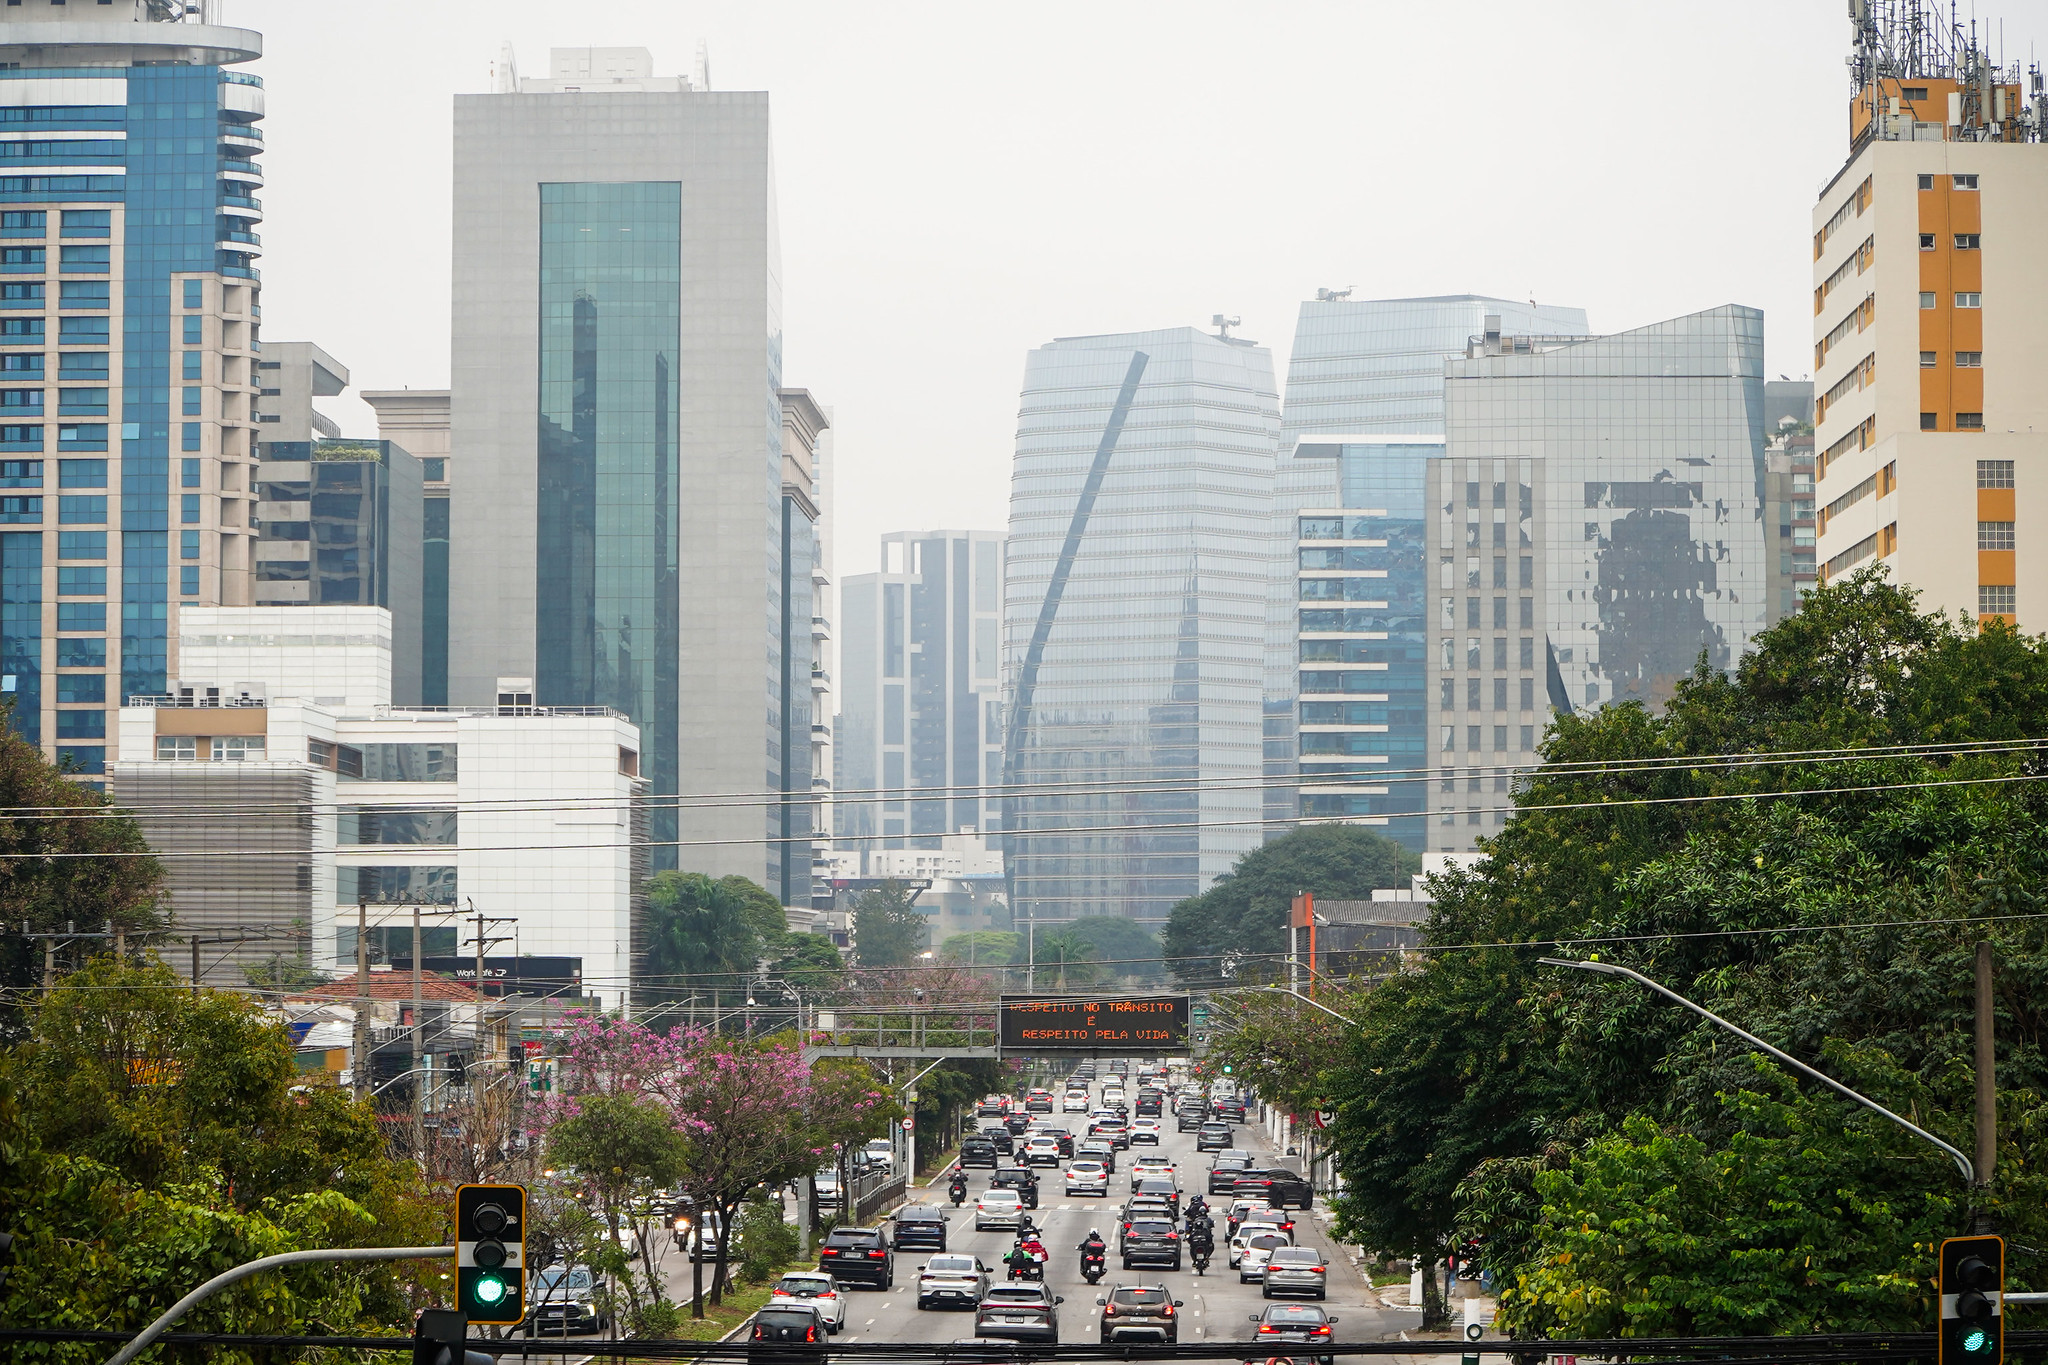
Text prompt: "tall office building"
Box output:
[[1268, 295, 1588, 846], [1812, 5, 2048, 627], [838, 529, 1005, 856], [0, 4, 265, 773], [1430, 306, 1772, 850], [448, 46, 789, 885], [1004, 326, 1278, 925], [362, 389, 451, 704], [778, 389, 832, 908]]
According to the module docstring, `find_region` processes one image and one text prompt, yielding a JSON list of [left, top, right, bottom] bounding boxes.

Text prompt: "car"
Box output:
[[1065, 1159, 1110, 1196], [1213, 1097, 1248, 1123], [893, 1204, 952, 1251], [677, 1209, 729, 1262], [1021, 1135, 1061, 1167], [818, 1225, 894, 1289], [1248, 1302, 1338, 1365], [975, 1189, 1027, 1231], [749, 1303, 828, 1352], [960, 1137, 1000, 1168], [1002, 1112, 1032, 1135], [1133, 1177, 1181, 1219], [1233, 1168, 1314, 1210], [1089, 1118, 1131, 1150], [1101, 1087, 1127, 1109], [1195, 1122, 1234, 1152], [1119, 1194, 1174, 1226], [979, 1126, 1015, 1155], [1134, 1092, 1163, 1118], [1097, 1283, 1183, 1344], [525, 1265, 606, 1335], [1129, 1155, 1176, 1186], [1077, 1139, 1118, 1173], [1229, 1225, 1291, 1275], [975, 1282, 1064, 1343], [1025, 1095, 1053, 1113], [1263, 1246, 1329, 1300], [812, 1169, 844, 1210], [1118, 1217, 1181, 1269], [989, 1165, 1041, 1208], [769, 1271, 848, 1332], [1128, 1118, 1162, 1145], [1063, 1091, 1091, 1113], [977, 1098, 1008, 1117], [917, 1254, 992, 1310], [1038, 1127, 1076, 1157], [1236, 1205, 1297, 1239], [864, 1138, 896, 1172]]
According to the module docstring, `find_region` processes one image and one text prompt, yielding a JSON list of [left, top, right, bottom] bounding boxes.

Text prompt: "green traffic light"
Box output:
[[472, 1273, 507, 1306], [1963, 1329, 1992, 1354]]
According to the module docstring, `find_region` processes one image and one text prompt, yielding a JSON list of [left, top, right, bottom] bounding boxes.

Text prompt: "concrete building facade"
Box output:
[[447, 45, 786, 884], [361, 389, 450, 704]]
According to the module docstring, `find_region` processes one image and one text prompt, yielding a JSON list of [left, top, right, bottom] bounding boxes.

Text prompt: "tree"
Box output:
[[852, 880, 926, 968], [546, 1093, 689, 1318], [769, 931, 846, 992], [1032, 929, 1097, 990], [936, 930, 1019, 968], [1062, 916, 1163, 981], [642, 871, 773, 1003], [1162, 824, 1419, 984], [0, 713, 167, 1033]]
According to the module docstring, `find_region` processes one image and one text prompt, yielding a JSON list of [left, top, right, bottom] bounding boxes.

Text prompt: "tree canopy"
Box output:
[[643, 870, 843, 1003], [1163, 823, 1420, 982], [852, 880, 927, 968]]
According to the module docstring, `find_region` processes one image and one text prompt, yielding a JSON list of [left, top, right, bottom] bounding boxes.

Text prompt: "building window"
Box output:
[[1957, 412, 1985, 430], [1979, 521, 2016, 550], [1954, 234, 1981, 249], [1921, 412, 1938, 431], [1465, 596, 1479, 628], [210, 735, 266, 763], [1466, 677, 1481, 710], [1519, 724, 1535, 750], [1440, 725, 1454, 751], [183, 279, 203, 309], [57, 637, 103, 667], [155, 734, 196, 762], [1921, 351, 1937, 368], [1439, 678, 1454, 710], [1956, 351, 1983, 367], [1466, 725, 1482, 750], [1979, 460, 2015, 488], [1981, 584, 2017, 616], [1493, 677, 1507, 711], [1957, 292, 1982, 308], [1492, 725, 1506, 751], [1920, 233, 1936, 250], [1492, 636, 1507, 670], [1954, 173, 1979, 189], [1519, 636, 1534, 669], [1920, 291, 1937, 309], [1520, 676, 1535, 709], [1491, 596, 1507, 629], [1880, 522, 1898, 556], [179, 565, 198, 596]]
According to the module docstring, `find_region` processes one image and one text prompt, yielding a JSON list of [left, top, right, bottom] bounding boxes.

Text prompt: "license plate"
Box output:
[[1000, 1317, 1028, 1324]]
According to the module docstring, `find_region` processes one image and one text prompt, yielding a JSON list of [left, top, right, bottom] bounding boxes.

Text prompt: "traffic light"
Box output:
[[411, 1308, 467, 1365], [1940, 1234, 2004, 1365], [455, 1183, 526, 1325]]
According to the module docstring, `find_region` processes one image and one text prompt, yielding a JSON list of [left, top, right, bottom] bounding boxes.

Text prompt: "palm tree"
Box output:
[[1035, 930, 1097, 991], [643, 871, 765, 1022]]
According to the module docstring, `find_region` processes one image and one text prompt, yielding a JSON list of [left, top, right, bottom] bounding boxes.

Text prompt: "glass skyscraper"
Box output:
[[1267, 296, 1588, 846], [0, 8, 266, 773], [1003, 327, 1278, 925]]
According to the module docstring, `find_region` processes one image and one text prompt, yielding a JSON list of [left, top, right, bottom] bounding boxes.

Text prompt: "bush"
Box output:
[[736, 1195, 800, 1283]]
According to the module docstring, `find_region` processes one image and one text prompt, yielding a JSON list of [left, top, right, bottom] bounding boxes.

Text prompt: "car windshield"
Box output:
[[1268, 1306, 1328, 1323], [1070, 1161, 1103, 1172], [1270, 1249, 1320, 1264], [928, 1256, 977, 1272], [535, 1267, 593, 1291], [824, 1230, 879, 1246], [1248, 1234, 1287, 1250], [1138, 1179, 1174, 1191], [984, 1287, 1044, 1303], [981, 1192, 1020, 1203], [1128, 1220, 1175, 1234], [776, 1276, 832, 1294], [1113, 1288, 1170, 1306], [758, 1310, 817, 1326]]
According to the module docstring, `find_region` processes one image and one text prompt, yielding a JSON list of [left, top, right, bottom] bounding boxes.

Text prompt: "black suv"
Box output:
[[960, 1137, 999, 1168], [1232, 1168, 1313, 1211], [1002, 1112, 1032, 1135], [1208, 1154, 1252, 1193], [979, 1126, 1015, 1155], [1195, 1122, 1233, 1152], [1135, 1089, 1163, 1117], [1177, 1102, 1209, 1132], [1118, 1217, 1181, 1270], [1098, 1283, 1184, 1343], [893, 1204, 951, 1251], [817, 1226, 893, 1289], [989, 1165, 1040, 1208], [1212, 1097, 1247, 1123]]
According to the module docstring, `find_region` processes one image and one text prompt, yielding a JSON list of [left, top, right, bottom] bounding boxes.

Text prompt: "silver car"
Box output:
[[917, 1254, 992, 1310], [1262, 1245, 1328, 1300], [975, 1188, 1026, 1231]]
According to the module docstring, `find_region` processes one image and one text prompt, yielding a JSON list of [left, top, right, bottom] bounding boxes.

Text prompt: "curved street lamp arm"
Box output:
[[1537, 957, 1973, 1183]]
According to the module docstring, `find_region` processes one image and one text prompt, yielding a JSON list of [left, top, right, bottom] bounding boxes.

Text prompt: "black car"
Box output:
[[1041, 1128, 1075, 1157], [980, 1126, 1015, 1155], [1195, 1123, 1233, 1153], [960, 1137, 999, 1169], [1134, 1177, 1181, 1219], [1232, 1169, 1313, 1211], [1213, 1097, 1247, 1123], [1025, 1095, 1053, 1113], [894, 1204, 952, 1251], [1208, 1155, 1252, 1193], [1134, 1090, 1163, 1117], [1098, 1283, 1184, 1344], [989, 1165, 1040, 1208], [1118, 1218, 1181, 1270], [1003, 1113, 1032, 1136], [1177, 1108, 1208, 1133], [750, 1304, 828, 1356], [818, 1226, 894, 1289], [1248, 1302, 1338, 1365]]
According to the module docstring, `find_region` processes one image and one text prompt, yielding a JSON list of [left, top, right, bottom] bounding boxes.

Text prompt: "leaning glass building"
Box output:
[[1003, 327, 1279, 925]]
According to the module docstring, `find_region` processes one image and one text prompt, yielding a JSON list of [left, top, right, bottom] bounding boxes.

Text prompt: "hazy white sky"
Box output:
[[235, 0, 2048, 578]]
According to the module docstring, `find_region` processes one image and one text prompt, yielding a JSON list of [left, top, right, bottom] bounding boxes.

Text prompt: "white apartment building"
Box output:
[[107, 605, 647, 1002]]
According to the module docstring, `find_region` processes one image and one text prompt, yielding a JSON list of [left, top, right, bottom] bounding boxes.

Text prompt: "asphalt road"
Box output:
[[833, 1078, 1405, 1353]]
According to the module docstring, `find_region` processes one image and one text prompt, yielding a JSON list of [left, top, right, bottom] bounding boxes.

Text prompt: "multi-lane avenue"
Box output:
[[830, 1072, 1405, 1351]]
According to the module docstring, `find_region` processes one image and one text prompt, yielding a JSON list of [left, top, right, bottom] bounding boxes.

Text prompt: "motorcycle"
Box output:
[[948, 1176, 968, 1207], [1080, 1253, 1106, 1286], [1191, 1247, 1211, 1276], [1006, 1259, 1045, 1283]]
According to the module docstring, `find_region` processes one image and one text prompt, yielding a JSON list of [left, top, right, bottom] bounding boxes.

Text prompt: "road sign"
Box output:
[[901, 1117, 914, 1129], [998, 993, 1190, 1054], [1313, 1109, 1336, 1129]]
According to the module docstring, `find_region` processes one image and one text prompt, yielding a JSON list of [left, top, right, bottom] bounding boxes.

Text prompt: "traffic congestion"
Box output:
[[749, 1059, 1398, 1356]]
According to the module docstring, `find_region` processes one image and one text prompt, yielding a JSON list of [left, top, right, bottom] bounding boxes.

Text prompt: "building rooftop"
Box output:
[[295, 972, 481, 1004]]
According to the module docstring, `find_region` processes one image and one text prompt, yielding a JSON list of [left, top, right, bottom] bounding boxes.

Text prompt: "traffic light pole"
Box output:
[[100, 1245, 453, 1365], [1539, 957, 1976, 1182]]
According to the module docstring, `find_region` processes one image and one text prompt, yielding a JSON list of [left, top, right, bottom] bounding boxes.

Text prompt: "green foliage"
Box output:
[[1060, 917, 1165, 981], [1163, 824, 1419, 982], [547, 1094, 690, 1196], [936, 930, 1020, 966], [736, 1193, 801, 1282], [644, 871, 784, 996], [1031, 929, 1098, 988], [769, 931, 846, 991], [852, 880, 926, 967]]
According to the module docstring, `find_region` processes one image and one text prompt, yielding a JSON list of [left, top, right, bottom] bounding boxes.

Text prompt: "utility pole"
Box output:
[[1976, 940, 1996, 1194], [413, 905, 424, 1153], [354, 897, 370, 1101]]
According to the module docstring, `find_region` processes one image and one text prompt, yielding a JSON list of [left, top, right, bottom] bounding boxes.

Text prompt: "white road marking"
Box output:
[[863, 1319, 875, 1326]]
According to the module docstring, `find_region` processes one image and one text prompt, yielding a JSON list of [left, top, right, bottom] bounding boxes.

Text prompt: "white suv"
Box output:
[[1064, 1159, 1110, 1196]]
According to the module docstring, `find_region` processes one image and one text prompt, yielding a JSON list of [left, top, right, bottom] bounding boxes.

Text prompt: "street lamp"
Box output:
[[1537, 957, 1974, 1182]]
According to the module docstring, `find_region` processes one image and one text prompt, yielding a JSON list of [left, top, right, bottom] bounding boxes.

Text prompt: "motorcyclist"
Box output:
[[947, 1167, 968, 1202], [1076, 1229, 1107, 1264], [1004, 1241, 1038, 1281], [1019, 1230, 1049, 1265], [1185, 1195, 1209, 1219]]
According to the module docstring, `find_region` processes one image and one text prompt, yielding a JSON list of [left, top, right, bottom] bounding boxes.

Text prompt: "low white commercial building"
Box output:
[[108, 606, 647, 1005]]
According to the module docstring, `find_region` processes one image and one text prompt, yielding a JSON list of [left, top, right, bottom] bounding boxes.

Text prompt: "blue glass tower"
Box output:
[[0, 9, 264, 773]]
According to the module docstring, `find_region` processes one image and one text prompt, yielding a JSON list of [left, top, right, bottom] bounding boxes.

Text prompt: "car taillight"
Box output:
[[1167, 1232, 1179, 1239], [868, 1250, 886, 1258], [807, 1326, 818, 1342], [1309, 1267, 1325, 1274], [1162, 1305, 1175, 1316], [1259, 1324, 1280, 1334], [817, 1291, 837, 1298], [1103, 1304, 1116, 1316], [821, 1248, 838, 1256]]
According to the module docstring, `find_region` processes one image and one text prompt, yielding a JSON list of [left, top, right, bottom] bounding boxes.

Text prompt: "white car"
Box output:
[[1021, 1135, 1061, 1167], [1062, 1091, 1091, 1112], [863, 1138, 895, 1173], [769, 1271, 847, 1332], [1128, 1118, 1162, 1145], [1129, 1155, 1177, 1188], [975, 1189, 1026, 1230], [1229, 1222, 1292, 1270], [1064, 1159, 1110, 1196], [1102, 1087, 1127, 1108], [916, 1254, 991, 1310]]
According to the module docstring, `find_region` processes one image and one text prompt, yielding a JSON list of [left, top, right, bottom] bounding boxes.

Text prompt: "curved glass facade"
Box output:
[[1003, 328, 1278, 924]]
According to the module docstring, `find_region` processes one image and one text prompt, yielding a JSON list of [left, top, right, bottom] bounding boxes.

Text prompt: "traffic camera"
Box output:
[[455, 1183, 526, 1324], [1940, 1234, 2004, 1365]]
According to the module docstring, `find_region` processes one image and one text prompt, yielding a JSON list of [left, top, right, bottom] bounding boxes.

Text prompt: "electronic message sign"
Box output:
[[999, 994, 1190, 1054]]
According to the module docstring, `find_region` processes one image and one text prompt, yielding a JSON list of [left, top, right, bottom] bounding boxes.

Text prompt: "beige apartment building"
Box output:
[[1811, 54, 2048, 627]]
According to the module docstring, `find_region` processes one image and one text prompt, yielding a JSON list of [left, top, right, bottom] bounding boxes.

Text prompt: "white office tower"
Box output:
[[1003, 326, 1279, 925]]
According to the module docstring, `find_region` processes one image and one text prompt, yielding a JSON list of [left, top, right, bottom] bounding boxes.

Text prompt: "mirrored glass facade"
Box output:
[[534, 181, 681, 848], [1003, 328, 1278, 924]]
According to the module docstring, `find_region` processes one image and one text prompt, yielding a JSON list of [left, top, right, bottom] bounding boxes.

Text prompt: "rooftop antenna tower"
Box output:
[[694, 40, 711, 92]]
